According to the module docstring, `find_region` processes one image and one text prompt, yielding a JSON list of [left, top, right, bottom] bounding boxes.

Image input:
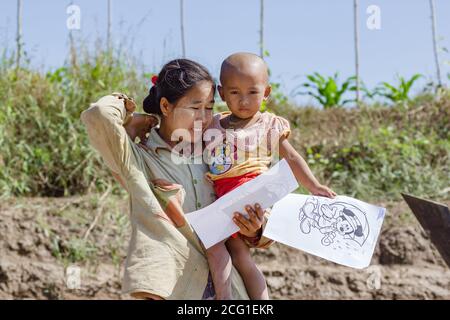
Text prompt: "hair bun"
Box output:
[[143, 85, 161, 115]]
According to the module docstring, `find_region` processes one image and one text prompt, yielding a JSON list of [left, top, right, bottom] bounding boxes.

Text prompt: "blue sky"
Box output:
[[1, 0, 449, 105]]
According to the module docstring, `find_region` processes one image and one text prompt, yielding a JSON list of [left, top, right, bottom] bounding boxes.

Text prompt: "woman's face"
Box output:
[[162, 80, 215, 144]]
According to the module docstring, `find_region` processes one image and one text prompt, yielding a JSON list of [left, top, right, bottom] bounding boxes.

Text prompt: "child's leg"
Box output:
[[206, 240, 232, 300], [226, 237, 269, 300]]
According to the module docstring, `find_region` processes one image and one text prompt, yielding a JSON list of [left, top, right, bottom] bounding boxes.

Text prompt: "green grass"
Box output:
[[273, 95, 450, 201], [0, 48, 148, 197], [1, 47, 449, 202]]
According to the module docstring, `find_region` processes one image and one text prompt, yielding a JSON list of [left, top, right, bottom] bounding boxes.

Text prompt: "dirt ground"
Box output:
[[1, 195, 449, 300]]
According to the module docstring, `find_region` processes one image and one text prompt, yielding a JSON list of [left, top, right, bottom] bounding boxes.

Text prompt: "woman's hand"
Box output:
[[232, 203, 265, 238], [123, 96, 137, 113], [124, 113, 159, 145]]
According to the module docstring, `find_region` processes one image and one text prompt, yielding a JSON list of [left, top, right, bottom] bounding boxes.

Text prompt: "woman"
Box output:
[[81, 59, 274, 300]]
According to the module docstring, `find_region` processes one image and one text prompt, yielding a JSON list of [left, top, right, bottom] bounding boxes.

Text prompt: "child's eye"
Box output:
[[230, 91, 238, 94], [250, 91, 259, 94]]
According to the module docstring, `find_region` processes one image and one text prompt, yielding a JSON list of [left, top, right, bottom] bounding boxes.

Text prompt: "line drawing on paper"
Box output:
[[298, 197, 370, 247]]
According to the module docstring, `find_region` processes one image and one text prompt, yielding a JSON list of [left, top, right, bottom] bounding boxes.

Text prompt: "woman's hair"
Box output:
[[143, 59, 215, 115]]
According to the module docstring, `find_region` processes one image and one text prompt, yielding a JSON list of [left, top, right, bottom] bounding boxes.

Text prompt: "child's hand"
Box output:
[[310, 184, 337, 198]]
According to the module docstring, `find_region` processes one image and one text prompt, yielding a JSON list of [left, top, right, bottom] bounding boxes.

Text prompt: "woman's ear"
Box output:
[[160, 97, 172, 117], [263, 85, 272, 101]]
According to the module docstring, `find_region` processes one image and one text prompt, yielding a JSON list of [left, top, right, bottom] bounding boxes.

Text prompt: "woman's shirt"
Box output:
[[80, 93, 274, 300]]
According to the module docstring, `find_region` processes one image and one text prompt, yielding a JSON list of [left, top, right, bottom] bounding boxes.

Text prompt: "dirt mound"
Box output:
[[378, 226, 446, 266], [1, 196, 449, 299]]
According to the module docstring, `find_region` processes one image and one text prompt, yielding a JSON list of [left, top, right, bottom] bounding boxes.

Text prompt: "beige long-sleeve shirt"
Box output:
[[80, 93, 274, 300]]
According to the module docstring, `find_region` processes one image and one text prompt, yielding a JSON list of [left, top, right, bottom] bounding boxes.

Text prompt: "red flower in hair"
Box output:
[[151, 75, 158, 85]]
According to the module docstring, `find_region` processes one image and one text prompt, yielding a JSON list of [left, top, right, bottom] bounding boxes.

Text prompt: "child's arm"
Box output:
[[279, 137, 336, 198]]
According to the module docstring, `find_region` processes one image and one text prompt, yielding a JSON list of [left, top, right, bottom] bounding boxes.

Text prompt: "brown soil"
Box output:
[[1, 196, 449, 300]]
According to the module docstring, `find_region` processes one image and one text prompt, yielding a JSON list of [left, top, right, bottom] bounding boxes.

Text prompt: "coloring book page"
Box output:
[[263, 194, 386, 269], [186, 159, 299, 249]]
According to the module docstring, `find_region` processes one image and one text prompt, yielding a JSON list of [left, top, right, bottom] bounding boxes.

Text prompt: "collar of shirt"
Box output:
[[146, 127, 172, 154], [146, 128, 204, 162]]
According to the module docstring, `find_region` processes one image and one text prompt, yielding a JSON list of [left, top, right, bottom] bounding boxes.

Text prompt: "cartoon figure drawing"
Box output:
[[298, 197, 370, 247], [209, 142, 237, 175]]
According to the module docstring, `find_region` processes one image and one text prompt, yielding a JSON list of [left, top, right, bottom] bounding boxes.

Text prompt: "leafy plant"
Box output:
[[295, 72, 356, 108], [374, 74, 422, 104]]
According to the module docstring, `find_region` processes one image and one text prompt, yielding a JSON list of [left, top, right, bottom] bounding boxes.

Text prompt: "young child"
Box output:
[[204, 52, 336, 300]]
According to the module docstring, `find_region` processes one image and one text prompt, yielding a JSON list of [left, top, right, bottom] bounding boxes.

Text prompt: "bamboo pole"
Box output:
[[429, 0, 443, 88], [107, 0, 112, 52], [68, 1, 77, 68], [180, 0, 186, 58], [260, 0, 264, 57], [353, 0, 360, 105], [16, 0, 22, 69]]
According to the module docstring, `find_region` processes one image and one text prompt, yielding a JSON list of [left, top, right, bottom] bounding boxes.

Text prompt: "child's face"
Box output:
[[219, 70, 271, 120]]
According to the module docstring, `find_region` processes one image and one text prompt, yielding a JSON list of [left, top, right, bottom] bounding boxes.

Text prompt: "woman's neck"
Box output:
[[157, 122, 178, 148], [158, 121, 203, 158], [158, 122, 198, 152]]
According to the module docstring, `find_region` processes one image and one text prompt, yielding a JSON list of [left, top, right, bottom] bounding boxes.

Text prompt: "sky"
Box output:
[[1, 0, 449, 105]]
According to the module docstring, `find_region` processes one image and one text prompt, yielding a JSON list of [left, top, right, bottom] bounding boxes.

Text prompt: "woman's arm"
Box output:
[[83, 96, 186, 229], [279, 137, 336, 198], [111, 170, 128, 191], [81, 94, 158, 179], [80, 94, 135, 177], [108, 102, 158, 192], [81, 94, 166, 219]]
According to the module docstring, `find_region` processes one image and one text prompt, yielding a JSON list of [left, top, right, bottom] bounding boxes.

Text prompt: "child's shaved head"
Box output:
[[218, 52, 271, 120], [220, 52, 269, 85]]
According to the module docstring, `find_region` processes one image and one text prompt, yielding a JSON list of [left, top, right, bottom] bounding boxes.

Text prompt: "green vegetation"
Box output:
[[295, 72, 356, 108], [372, 74, 423, 104], [273, 96, 450, 201], [0, 48, 147, 197], [1, 48, 449, 202]]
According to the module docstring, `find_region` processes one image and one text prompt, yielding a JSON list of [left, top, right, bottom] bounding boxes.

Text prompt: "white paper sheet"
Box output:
[[186, 159, 299, 249], [263, 194, 386, 269]]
